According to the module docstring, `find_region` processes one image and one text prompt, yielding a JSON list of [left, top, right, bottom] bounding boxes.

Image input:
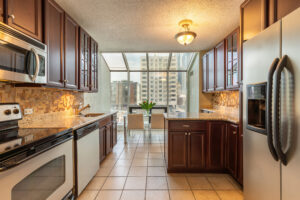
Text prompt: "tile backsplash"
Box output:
[[212, 91, 239, 108], [0, 83, 83, 117]]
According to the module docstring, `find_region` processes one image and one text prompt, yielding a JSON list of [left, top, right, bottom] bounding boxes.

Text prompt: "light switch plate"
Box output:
[[24, 108, 33, 115]]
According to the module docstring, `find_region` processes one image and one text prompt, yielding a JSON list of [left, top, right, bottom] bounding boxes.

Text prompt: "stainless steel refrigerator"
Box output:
[[243, 7, 300, 200]]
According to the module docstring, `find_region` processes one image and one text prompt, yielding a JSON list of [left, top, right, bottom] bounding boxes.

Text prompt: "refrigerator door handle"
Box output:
[[267, 58, 280, 161], [274, 55, 290, 165]]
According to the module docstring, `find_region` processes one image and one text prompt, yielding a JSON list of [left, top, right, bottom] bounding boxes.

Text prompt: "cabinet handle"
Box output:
[[188, 132, 191, 136], [8, 14, 15, 20], [233, 131, 237, 135], [185, 132, 187, 136], [63, 80, 68, 83], [183, 125, 190, 128]]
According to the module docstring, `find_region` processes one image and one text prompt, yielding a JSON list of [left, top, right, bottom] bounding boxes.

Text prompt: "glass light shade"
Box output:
[[175, 31, 197, 45]]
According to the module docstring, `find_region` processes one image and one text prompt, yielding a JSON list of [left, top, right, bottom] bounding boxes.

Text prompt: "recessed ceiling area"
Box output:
[[55, 0, 243, 52]]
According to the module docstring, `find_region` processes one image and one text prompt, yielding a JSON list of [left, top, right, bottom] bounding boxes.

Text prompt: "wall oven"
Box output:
[[0, 22, 47, 84]]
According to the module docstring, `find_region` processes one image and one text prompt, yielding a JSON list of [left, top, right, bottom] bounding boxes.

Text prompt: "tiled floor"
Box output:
[[78, 130, 243, 200]]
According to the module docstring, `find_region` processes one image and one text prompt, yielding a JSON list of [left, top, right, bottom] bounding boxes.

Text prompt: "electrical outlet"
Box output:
[[24, 108, 33, 115]]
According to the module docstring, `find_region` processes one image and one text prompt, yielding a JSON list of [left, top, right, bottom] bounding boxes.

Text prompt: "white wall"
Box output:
[[84, 54, 111, 113]]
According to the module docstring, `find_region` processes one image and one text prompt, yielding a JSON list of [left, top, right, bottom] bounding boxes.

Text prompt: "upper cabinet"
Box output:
[[215, 41, 225, 91], [226, 28, 239, 89], [207, 49, 215, 92], [79, 28, 91, 91], [6, 0, 43, 41], [241, 0, 300, 42], [90, 38, 98, 92], [202, 54, 207, 92]]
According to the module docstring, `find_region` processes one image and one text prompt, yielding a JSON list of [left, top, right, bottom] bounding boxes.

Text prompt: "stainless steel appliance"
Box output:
[[243, 7, 300, 200], [0, 103, 74, 200], [0, 22, 47, 83], [74, 122, 99, 197]]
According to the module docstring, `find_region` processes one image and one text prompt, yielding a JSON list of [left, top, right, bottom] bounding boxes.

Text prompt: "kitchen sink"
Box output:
[[84, 113, 105, 117]]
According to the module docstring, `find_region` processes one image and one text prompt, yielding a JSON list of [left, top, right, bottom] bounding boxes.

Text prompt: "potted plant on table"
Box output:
[[139, 100, 156, 115]]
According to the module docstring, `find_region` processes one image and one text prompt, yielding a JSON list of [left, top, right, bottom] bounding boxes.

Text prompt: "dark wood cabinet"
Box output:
[[215, 41, 226, 91], [78, 28, 90, 91], [207, 49, 215, 92], [169, 131, 188, 169], [188, 131, 206, 169], [99, 126, 106, 162], [237, 127, 243, 184], [105, 122, 113, 155], [226, 123, 239, 178], [226, 28, 240, 89], [202, 54, 207, 92], [0, 0, 4, 22], [64, 14, 78, 89], [90, 38, 98, 92], [45, 0, 64, 87], [207, 122, 226, 170], [270, 0, 300, 23], [7, 0, 42, 41], [112, 121, 117, 146]]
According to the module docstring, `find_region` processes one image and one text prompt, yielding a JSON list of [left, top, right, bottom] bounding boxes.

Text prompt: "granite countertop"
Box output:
[[19, 111, 118, 130], [163, 110, 239, 124]]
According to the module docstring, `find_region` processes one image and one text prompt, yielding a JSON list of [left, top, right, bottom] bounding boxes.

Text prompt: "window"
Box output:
[[149, 72, 167, 105], [102, 53, 126, 71], [125, 53, 147, 70], [168, 72, 187, 112], [129, 72, 147, 105]]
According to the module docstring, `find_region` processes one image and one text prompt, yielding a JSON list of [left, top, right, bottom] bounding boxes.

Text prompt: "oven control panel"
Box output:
[[0, 103, 22, 122]]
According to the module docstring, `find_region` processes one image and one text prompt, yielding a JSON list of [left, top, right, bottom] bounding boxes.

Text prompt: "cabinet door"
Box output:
[[7, 0, 42, 41], [202, 54, 207, 92], [64, 14, 78, 89], [237, 130, 243, 184], [207, 49, 215, 92], [79, 28, 90, 91], [45, 0, 64, 87], [226, 123, 239, 177], [188, 131, 206, 169], [113, 121, 117, 146], [215, 41, 225, 90], [269, 0, 300, 24], [99, 126, 106, 162], [169, 132, 187, 169], [0, 0, 3, 22], [90, 38, 98, 92], [207, 122, 226, 170], [241, 0, 267, 42], [105, 123, 112, 155]]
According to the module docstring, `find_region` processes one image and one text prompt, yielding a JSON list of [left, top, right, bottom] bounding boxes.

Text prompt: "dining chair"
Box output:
[[150, 113, 165, 129], [127, 113, 145, 135]]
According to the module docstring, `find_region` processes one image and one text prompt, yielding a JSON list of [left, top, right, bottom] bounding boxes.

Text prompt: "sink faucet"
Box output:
[[75, 104, 91, 115]]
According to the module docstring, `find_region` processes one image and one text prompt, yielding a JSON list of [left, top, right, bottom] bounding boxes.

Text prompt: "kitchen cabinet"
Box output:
[[188, 131, 206, 169], [79, 28, 90, 91], [169, 132, 188, 169], [105, 122, 113, 155], [237, 128, 243, 184], [207, 49, 215, 92], [226, 28, 240, 89], [0, 0, 3, 22], [45, 0, 64, 88], [269, 0, 300, 23], [202, 54, 207, 92], [215, 41, 226, 90], [226, 123, 239, 178], [90, 38, 98, 92], [112, 120, 117, 146], [207, 122, 226, 170], [7, 0, 42, 41], [99, 126, 106, 162], [64, 13, 78, 89]]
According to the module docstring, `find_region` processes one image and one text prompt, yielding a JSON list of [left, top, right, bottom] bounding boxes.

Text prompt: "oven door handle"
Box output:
[[28, 48, 40, 82], [273, 55, 288, 165], [266, 58, 279, 161]]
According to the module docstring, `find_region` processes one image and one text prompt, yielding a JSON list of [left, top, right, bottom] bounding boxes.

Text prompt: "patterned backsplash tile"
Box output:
[[0, 83, 83, 118]]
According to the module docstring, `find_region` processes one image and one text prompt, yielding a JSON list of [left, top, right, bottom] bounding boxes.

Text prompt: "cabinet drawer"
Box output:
[[99, 116, 111, 127], [168, 121, 206, 131]]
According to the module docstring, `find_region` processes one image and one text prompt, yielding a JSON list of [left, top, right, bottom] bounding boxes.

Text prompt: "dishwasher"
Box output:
[[74, 122, 100, 197]]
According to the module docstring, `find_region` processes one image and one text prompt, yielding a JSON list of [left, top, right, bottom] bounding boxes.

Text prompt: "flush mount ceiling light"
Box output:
[[175, 19, 197, 46]]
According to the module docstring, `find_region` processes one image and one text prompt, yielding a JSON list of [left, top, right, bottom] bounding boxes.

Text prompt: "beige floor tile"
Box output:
[[120, 190, 145, 200], [146, 190, 170, 200], [86, 177, 106, 190], [166, 173, 186, 177], [132, 159, 148, 166], [148, 153, 164, 159], [147, 176, 168, 189], [193, 190, 220, 200], [124, 176, 146, 189], [134, 152, 149, 158], [78, 190, 98, 200], [115, 159, 132, 167], [109, 166, 130, 176], [100, 159, 116, 168], [169, 190, 195, 200], [148, 167, 166, 176], [96, 167, 112, 177], [216, 190, 243, 200], [95, 190, 122, 200], [187, 177, 212, 190], [167, 176, 190, 189], [148, 159, 165, 167], [102, 177, 126, 189], [207, 177, 235, 190], [128, 166, 147, 176]]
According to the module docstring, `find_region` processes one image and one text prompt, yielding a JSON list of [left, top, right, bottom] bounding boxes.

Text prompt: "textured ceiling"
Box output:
[[55, 0, 243, 52]]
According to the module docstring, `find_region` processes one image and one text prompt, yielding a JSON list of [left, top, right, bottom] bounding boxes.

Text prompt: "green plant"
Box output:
[[139, 100, 156, 113]]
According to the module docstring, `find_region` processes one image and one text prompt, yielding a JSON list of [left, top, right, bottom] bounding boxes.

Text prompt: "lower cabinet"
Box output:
[[169, 132, 188, 169], [105, 122, 113, 155], [99, 126, 106, 162], [188, 132, 206, 169], [226, 123, 239, 178], [112, 121, 117, 146]]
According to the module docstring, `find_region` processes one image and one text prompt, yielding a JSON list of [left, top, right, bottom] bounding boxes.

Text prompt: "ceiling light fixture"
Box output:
[[175, 19, 197, 46]]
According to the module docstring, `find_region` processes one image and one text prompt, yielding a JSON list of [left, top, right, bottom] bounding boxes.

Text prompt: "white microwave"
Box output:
[[0, 22, 47, 84]]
